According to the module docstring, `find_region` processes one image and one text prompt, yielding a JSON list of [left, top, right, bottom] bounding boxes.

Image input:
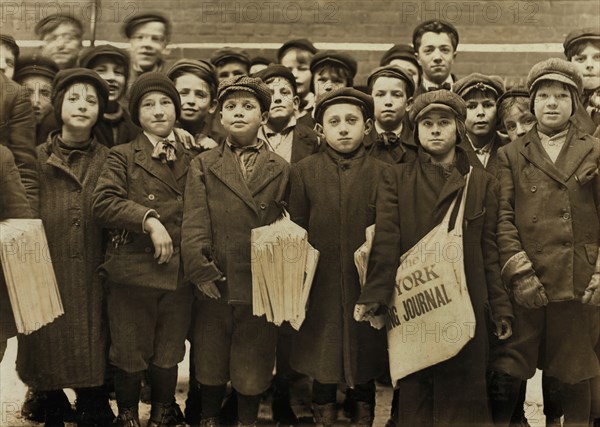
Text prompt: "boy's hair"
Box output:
[[79, 45, 131, 82], [565, 40, 600, 61], [264, 76, 297, 96], [463, 87, 499, 102], [34, 15, 84, 39], [367, 66, 415, 98], [170, 69, 217, 100], [311, 63, 353, 92], [497, 95, 530, 124], [123, 12, 171, 42], [0, 34, 20, 61], [167, 59, 218, 101], [412, 20, 459, 52], [531, 80, 578, 116], [255, 64, 298, 96]]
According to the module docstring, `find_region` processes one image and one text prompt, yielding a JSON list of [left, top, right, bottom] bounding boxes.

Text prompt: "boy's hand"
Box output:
[[144, 217, 173, 264], [494, 317, 513, 340], [354, 303, 380, 322], [196, 281, 222, 299], [512, 273, 548, 309], [582, 273, 600, 306]]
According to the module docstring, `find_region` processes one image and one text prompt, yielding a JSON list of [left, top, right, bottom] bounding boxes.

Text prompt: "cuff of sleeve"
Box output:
[[501, 251, 534, 287], [188, 263, 223, 286], [142, 209, 160, 234]]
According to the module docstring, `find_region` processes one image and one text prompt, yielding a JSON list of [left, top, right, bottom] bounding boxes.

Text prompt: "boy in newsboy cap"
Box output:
[[93, 72, 193, 427], [356, 90, 511, 425], [491, 58, 600, 426], [181, 76, 290, 427]]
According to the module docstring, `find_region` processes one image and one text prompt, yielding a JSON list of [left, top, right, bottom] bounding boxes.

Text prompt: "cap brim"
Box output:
[[531, 73, 578, 91], [415, 103, 457, 122]]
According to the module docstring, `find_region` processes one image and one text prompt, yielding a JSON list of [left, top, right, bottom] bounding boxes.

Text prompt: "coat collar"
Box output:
[[132, 133, 189, 195], [518, 124, 592, 184]]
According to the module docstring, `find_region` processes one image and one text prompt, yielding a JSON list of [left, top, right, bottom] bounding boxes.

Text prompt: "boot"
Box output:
[[75, 387, 115, 427], [185, 381, 202, 425], [351, 401, 374, 427], [113, 407, 140, 427], [219, 389, 238, 425], [192, 417, 219, 427], [24, 388, 76, 423], [312, 403, 337, 427], [488, 370, 523, 426], [146, 402, 185, 427], [45, 390, 69, 427], [272, 377, 298, 425], [237, 422, 256, 427]]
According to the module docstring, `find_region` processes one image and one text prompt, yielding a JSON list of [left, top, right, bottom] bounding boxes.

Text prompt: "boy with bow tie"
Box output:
[[93, 72, 193, 427]]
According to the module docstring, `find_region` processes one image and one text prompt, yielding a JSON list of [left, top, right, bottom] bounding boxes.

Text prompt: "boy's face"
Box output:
[[280, 49, 312, 97], [416, 32, 456, 84], [533, 81, 572, 132], [40, 23, 82, 69], [266, 77, 299, 124], [61, 83, 99, 131], [21, 75, 53, 125], [91, 58, 127, 102], [372, 76, 408, 130], [321, 103, 371, 153], [129, 21, 168, 71], [216, 61, 249, 82], [138, 91, 176, 137], [464, 91, 497, 137], [313, 68, 348, 101], [571, 43, 600, 91], [174, 73, 217, 123], [418, 110, 457, 160], [503, 103, 536, 141], [0, 43, 15, 79], [220, 91, 268, 145], [389, 58, 420, 87]]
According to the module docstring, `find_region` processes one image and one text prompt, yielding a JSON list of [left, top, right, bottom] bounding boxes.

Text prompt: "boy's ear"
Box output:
[[292, 95, 300, 110], [208, 99, 218, 115], [315, 122, 324, 137], [260, 110, 269, 125], [406, 96, 414, 112], [364, 118, 373, 136]]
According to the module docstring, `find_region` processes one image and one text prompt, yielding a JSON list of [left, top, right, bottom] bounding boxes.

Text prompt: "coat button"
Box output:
[[148, 194, 155, 200], [145, 247, 152, 253], [73, 219, 81, 226], [177, 195, 183, 202], [536, 244, 543, 252], [260, 203, 267, 210], [564, 242, 572, 247], [532, 216, 538, 222], [530, 186, 537, 193], [562, 213, 571, 220]]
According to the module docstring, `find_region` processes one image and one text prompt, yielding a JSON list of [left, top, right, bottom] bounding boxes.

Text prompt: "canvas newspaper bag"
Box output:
[[387, 169, 476, 383]]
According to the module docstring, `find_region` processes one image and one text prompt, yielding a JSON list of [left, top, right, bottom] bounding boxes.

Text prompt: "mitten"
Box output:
[[512, 273, 548, 309]]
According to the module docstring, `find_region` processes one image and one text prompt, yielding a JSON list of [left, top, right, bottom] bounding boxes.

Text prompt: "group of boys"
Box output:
[[0, 10, 599, 427]]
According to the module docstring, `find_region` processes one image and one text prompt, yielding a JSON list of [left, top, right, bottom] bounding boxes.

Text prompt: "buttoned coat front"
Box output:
[[181, 143, 290, 304], [497, 125, 600, 300], [92, 133, 192, 290]]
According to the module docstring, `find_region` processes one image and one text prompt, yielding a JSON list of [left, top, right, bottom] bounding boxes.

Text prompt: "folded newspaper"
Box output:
[[251, 212, 319, 330], [0, 219, 64, 334], [354, 224, 386, 330]]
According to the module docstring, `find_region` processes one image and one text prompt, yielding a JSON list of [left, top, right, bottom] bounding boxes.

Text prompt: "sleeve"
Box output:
[[288, 164, 309, 229], [0, 146, 33, 220], [357, 166, 403, 306], [482, 175, 513, 321], [92, 147, 158, 232], [181, 156, 223, 285], [2, 84, 39, 214]]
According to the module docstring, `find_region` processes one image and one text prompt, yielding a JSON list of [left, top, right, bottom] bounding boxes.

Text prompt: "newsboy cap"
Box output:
[[277, 38, 318, 61], [255, 64, 297, 94], [379, 44, 419, 68], [128, 72, 181, 127], [14, 54, 59, 81], [314, 87, 374, 124], [34, 14, 84, 39], [210, 47, 251, 67], [496, 86, 530, 108], [217, 75, 272, 112], [122, 12, 170, 39], [453, 73, 506, 99], [527, 57, 583, 95], [166, 59, 218, 93], [0, 34, 19, 60], [563, 28, 600, 59], [310, 50, 357, 80], [409, 89, 466, 124], [367, 65, 416, 98], [79, 45, 130, 79]]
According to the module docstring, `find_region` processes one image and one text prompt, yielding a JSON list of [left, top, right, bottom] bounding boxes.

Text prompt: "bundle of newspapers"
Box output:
[[251, 212, 319, 330], [0, 219, 63, 334]]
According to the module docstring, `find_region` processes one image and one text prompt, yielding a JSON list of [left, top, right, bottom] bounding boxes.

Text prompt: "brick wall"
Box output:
[[1, 0, 598, 86]]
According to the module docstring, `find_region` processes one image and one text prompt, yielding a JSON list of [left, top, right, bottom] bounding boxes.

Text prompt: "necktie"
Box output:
[[152, 138, 177, 164], [233, 145, 261, 180], [379, 131, 399, 147]]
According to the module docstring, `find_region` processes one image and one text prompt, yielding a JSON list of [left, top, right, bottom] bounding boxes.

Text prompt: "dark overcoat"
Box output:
[[287, 146, 389, 387], [16, 135, 109, 390], [290, 123, 319, 163], [363, 122, 417, 165], [181, 142, 290, 304], [497, 125, 600, 300], [92, 133, 192, 291], [0, 146, 33, 345], [460, 132, 507, 178], [357, 147, 511, 424]]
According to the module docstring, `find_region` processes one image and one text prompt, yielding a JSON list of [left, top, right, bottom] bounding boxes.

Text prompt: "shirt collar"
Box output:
[[144, 130, 176, 148], [226, 137, 265, 151], [538, 126, 569, 143], [263, 117, 297, 136], [467, 134, 493, 154], [423, 74, 454, 91], [375, 121, 403, 137]]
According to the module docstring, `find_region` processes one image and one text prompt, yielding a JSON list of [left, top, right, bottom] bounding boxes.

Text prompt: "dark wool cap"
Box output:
[[51, 68, 109, 127], [217, 75, 272, 112], [453, 73, 506, 99], [409, 89, 466, 124], [379, 43, 418, 67], [79, 45, 130, 79], [34, 14, 83, 38], [251, 56, 273, 67], [277, 38, 318, 61], [166, 59, 218, 92], [122, 12, 170, 39], [367, 65, 416, 98], [14, 55, 59, 81], [314, 87, 374, 124], [210, 47, 251, 67], [255, 64, 297, 94], [527, 57, 583, 95], [497, 86, 530, 107], [310, 50, 357, 80], [412, 19, 459, 49], [564, 28, 600, 58], [0, 34, 19, 59], [128, 72, 181, 127]]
